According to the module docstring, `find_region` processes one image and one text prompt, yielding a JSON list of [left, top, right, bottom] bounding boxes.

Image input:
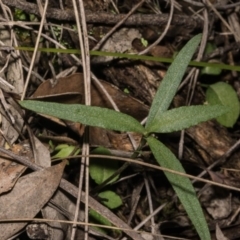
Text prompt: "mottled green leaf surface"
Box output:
[[20, 100, 145, 134], [147, 136, 210, 240], [146, 105, 228, 133], [146, 34, 202, 127]]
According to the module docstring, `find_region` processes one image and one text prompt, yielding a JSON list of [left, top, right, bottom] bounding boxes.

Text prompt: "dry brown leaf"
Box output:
[[0, 161, 66, 239], [33, 136, 51, 168], [216, 223, 229, 240], [0, 142, 34, 194], [41, 190, 72, 240], [200, 186, 231, 220]]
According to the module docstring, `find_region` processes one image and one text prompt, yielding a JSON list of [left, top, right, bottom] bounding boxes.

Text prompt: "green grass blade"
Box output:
[[20, 100, 145, 134], [146, 105, 228, 133], [146, 34, 202, 128], [15, 46, 240, 72], [147, 136, 210, 240]]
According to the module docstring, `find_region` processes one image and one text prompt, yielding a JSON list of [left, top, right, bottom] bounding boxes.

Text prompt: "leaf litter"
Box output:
[[1, 1, 240, 240], [0, 161, 66, 239]]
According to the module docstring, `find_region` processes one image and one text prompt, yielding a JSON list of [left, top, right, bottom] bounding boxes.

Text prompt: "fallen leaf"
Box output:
[[0, 161, 66, 239], [200, 186, 231, 220], [0, 142, 34, 194], [216, 223, 229, 240], [33, 136, 51, 167], [41, 190, 71, 240]]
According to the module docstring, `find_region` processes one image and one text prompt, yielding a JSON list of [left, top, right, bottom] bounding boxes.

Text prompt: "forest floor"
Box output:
[[1, 0, 240, 240]]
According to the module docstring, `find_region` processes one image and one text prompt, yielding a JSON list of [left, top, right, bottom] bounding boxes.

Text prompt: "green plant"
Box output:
[[20, 34, 228, 240], [89, 147, 122, 210], [201, 42, 222, 75], [90, 147, 119, 185], [206, 82, 240, 127], [51, 143, 80, 160], [141, 37, 148, 47], [89, 209, 121, 236]]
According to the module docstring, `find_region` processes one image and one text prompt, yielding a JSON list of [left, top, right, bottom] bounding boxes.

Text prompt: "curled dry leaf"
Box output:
[[0, 161, 66, 239], [0, 141, 34, 194]]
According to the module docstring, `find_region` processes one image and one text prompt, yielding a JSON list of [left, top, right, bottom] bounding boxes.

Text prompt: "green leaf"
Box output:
[[201, 61, 222, 75], [146, 105, 228, 133], [146, 34, 202, 128], [141, 38, 148, 47], [98, 190, 122, 209], [20, 100, 145, 134], [90, 147, 119, 185], [89, 209, 113, 234], [147, 136, 210, 240], [201, 43, 222, 75], [14, 9, 27, 21], [52, 144, 80, 159], [206, 82, 240, 127]]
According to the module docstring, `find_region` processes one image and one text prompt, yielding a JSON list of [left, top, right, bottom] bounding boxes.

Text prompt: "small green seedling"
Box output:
[[51, 143, 80, 159], [89, 209, 121, 236], [206, 82, 240, 127], [89, 147, 122, 210], [201, 43, 222, 75], [90, 147, 119, 185], [14, 9, 27, 21], [141, 38, 148, 47], [98, 190, 122, 209], [20, 34, 228, 240]]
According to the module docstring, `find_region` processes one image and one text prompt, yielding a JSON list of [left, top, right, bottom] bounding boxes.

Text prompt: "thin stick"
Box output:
[[21, 0, 49, 100]]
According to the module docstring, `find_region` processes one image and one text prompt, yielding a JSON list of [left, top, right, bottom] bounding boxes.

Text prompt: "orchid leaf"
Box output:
[[147, 136, 210, 240], [146, 34, 202, 127], [146, 105, 228, 133], [20, 101, 145, 134]]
